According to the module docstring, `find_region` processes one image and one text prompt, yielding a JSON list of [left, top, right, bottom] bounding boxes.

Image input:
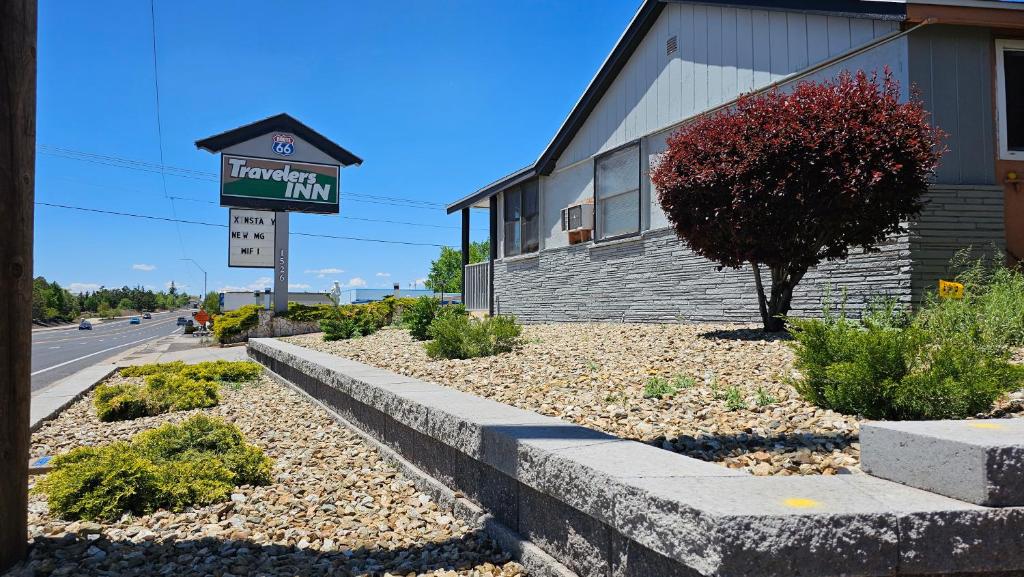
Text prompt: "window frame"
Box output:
[[593, 140, 643, 243], [501, 180, 539, 258], [996, 38, 1024, 161]]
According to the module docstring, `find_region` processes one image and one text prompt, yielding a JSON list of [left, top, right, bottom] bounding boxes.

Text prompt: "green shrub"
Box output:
[[424, 313, 522, 360], [144, 373, 220, 412], [212, 304, 260, 342], [788, 302, 1021, 420], [35, 415, 272, 521], [179, 360, 262, 382], [403, 296, 441, 340], [280, 298, 416, 326], [320, 317, 362, 341], [35, 443, 159, 521], [278, 302, 336, 322], [94, 383, 152, 422], [119, 362, 185, 378], [94, 361, 258, 422]]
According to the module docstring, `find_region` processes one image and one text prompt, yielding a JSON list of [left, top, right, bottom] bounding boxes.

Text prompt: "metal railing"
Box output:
[[464, 262, 490, 311]]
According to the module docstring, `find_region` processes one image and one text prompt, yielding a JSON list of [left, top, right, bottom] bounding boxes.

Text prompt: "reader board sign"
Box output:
[[220, 154, 340, 214], [228, 209, 275, 268]]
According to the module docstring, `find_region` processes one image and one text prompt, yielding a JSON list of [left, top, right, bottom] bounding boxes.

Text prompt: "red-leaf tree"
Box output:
[[650, 69, 943, 332]]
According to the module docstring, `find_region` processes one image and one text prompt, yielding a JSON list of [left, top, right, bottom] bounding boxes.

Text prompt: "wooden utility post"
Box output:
[[0, 0, 36, 571]]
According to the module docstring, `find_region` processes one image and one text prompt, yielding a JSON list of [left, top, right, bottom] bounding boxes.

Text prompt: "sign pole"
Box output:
[[274, 212, 289, 313]]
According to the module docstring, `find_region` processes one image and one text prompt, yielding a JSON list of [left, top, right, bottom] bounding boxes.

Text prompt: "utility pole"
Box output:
[[0, 0, 36, 571], [181, 258, 207, 302]]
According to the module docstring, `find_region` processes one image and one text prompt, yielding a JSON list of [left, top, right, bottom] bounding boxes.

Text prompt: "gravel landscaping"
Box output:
[[19, 372, 524, 577], [284, 323, 1024, 477]]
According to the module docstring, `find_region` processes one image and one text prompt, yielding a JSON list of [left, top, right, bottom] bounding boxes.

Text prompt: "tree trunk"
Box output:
[[751, 262, 806, 332], [0, 0, 36, 570]]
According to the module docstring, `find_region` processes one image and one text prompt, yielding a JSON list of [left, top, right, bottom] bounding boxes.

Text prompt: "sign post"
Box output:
[[196, 114, 362, 315], [274, 212, 289, 313]]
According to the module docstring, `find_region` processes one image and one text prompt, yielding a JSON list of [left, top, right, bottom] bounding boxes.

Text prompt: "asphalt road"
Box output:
[[31, 311, 184, 392]]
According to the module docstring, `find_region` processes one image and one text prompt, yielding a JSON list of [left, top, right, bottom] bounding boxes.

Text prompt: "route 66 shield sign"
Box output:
[[272, 133, 295, 156]]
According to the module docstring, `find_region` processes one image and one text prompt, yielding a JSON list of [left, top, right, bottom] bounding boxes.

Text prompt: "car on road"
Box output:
[[176, 317, 188, 326], [142, 312, 152, 319], [78, 320, 92, 330], [129, 316, 141, 325]]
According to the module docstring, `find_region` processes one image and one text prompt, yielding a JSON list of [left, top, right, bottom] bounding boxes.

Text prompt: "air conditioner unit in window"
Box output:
[[561, 200, 594, 244]]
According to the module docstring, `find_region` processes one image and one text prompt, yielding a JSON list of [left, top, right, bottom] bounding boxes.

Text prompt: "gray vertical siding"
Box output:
[[557, 3, 899, 169], [908, 25, 996, 185]]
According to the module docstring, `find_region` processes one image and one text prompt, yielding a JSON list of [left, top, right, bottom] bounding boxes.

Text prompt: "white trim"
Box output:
[[996, 38, 1024, 161]]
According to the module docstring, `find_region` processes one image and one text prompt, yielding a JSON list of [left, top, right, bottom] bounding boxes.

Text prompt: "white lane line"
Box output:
[[31, 327, 182, 377], [49, 346, 60, 349]]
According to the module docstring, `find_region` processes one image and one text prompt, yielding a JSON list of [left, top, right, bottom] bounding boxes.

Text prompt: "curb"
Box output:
[[30, 364, 117, 433]]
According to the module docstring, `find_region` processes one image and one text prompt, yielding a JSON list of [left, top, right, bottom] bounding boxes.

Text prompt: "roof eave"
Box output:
[[446, 166, 536, 214], [194, 112, 363, 167]]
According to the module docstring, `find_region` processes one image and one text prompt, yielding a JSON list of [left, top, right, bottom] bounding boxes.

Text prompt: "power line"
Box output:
[[167, 195, 484, 230], [147, 0, 187, 258], [36, 202, 449, 247], [38, 145, 449, 208]]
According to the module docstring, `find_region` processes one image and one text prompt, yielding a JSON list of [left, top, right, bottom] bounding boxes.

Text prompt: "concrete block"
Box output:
[[861, 419, 1024, 506], [518, 482, 612, 577]]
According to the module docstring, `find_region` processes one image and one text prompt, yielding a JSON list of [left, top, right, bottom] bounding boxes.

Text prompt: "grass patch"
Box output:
[[35, 415, 272, 521], [755, 386, 778, 407], [725, 386, 747, 411]]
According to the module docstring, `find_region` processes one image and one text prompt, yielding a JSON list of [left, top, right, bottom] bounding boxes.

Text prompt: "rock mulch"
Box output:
[[284, 324, 1024, 477], [19, 374, 524, 577]]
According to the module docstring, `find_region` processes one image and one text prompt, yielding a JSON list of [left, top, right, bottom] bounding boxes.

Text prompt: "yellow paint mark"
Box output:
[[783, 498, 821, 509], [968, 422, 1004, 430]]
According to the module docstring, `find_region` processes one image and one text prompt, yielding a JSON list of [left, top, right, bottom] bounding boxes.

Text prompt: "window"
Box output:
[[503, 180, 539, 257], [595, 143, 640, 240], [997, 39, 1024, 161]]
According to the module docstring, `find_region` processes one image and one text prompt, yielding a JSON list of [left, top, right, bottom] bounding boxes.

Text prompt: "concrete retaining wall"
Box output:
[[249, 338, 1024, 577]]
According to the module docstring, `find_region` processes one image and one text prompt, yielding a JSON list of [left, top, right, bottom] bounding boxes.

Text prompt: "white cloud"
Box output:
[[68, 282, 101, 294], [164, 281, 189, 291], [305, 267, 344, 278], [415, 278, 427, 287], [132, 263, 156, 271], [218, 277, 272, 292], [344, 277, 366, 288], [289, 283, 311, 290], [375, 272, 390, 277]]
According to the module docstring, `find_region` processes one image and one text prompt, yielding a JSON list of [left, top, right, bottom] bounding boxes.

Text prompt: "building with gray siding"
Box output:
[[448, 0, 1024, 324]]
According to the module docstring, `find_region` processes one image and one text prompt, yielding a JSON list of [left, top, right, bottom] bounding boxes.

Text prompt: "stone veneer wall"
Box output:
[[493, 185, 1005, 324], [494, 228, 911, 324]]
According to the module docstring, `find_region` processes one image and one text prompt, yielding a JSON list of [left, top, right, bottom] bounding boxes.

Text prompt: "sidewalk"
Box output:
[[30, 334, 249, 431]]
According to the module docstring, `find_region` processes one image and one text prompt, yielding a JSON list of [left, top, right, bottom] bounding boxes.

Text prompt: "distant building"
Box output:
[[337, 288, 461, 305], [220, 290, 332, 312]]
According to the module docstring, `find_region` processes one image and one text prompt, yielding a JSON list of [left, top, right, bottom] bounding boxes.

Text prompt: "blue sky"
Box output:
[[35, 0, 638, 296]]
